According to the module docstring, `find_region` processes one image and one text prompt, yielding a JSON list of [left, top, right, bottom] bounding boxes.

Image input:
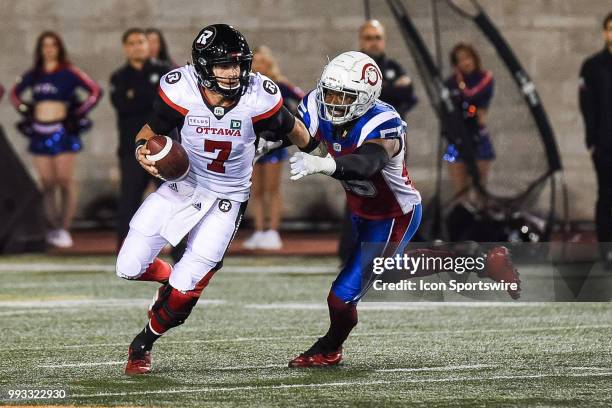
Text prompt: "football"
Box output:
[[146, 135, 190, 181]]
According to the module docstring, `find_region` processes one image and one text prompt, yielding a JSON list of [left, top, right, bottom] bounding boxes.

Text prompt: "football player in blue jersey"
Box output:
[[287, 51, 422, 367], [286, 51, 520, 368]]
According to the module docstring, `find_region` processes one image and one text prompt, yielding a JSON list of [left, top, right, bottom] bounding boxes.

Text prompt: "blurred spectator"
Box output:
[[580, 12, 612, 259], [110, 28, 172, 248], [243, 45, 304, 250], [0, 83, 4, 101], [145, 28, 175, 66], [443, 42, 495, 202], [10, 31, 102, 248], [359, 19, 417, 117]]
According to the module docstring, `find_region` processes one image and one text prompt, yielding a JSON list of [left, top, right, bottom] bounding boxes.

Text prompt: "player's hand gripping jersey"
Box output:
[[298, 92, 421, 219], [149, 64, 284, 202]]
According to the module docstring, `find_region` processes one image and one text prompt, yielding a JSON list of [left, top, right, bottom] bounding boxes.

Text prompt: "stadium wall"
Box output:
[[0, 0, 608, 222]]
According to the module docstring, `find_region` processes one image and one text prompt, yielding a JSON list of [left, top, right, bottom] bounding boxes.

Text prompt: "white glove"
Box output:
[[254, 139, 283, 162], [289, 152, 336, 181]]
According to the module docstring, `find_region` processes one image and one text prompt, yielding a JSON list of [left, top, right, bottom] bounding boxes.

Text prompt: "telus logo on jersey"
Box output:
[[187, 116, 211, 127]]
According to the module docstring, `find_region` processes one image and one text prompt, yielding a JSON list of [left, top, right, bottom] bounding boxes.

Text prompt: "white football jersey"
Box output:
[[158, 65, 283, 201]]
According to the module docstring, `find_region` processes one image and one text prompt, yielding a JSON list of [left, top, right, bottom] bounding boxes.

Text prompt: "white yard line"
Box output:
[[0, 298, 225, 308], [39, 361, 126, 368], [40, 361, 287, 370], [0, 263, 337, 274], [569, 366, 611, 371], [0, 264, 116, 272], [8, 324, 611, 353], [40, 362, 489, 372], [66, 371, 612, 399], [244, 301, 553, 311], [376, 364, 494, 372], [0, 297, 553, 311]]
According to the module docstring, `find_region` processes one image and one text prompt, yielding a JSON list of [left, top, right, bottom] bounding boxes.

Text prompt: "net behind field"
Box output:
[[437, 1, 550, 200]]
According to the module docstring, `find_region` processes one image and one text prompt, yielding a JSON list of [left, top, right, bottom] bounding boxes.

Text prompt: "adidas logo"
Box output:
[[193, 202, 202, 210], [169, 183, 178, 192]]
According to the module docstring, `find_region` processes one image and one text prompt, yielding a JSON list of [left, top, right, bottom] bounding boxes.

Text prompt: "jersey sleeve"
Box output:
[[10, 70, 34, 110], [148, 91, 185, 135], [68, 65, 102, 116], [296, 90, 319, 138], [251, 74, 284, 125], [147, 68, 189, 135], [356, 109, 405, 147]]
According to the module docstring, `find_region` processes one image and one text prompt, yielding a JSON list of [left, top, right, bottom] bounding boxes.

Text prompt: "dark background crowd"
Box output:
[[0, 3, 610, 257]]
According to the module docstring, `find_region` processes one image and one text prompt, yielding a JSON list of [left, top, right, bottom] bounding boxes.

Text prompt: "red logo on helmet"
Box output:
[[361, 63, 381, 86]]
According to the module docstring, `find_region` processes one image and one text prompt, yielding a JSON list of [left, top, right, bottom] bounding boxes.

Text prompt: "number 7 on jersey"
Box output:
[[204, 140, 232, 173]]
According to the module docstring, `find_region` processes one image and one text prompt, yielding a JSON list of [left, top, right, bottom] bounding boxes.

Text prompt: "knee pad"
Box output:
[[116, 250, 146, 280], [149, 285, 199, 334], [115, 232, 156, 280]]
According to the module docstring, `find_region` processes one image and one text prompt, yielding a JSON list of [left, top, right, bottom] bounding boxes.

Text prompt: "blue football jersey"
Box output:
[[298, 90, 421, 219]]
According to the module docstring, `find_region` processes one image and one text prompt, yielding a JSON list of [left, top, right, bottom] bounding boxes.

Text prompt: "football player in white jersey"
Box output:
[[116, 24, 316, 375], [285, 52, 520, 367]]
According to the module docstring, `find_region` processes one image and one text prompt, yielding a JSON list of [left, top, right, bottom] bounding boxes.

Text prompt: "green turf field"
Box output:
[[0, 255, 611, 407]]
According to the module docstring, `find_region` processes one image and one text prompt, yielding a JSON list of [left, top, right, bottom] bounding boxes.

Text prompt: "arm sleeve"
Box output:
[[10, 70, 34, 111], [147, 90, 185, 135], [331, 142, 391, 180], [579, 60, 598, 149], [70, 66, 102, 116]]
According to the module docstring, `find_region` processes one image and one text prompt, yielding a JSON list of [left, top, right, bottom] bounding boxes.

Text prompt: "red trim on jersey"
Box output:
[[251, 97, 283, 124], [159, 87, 188, 116], [345, 172, 405, 220]]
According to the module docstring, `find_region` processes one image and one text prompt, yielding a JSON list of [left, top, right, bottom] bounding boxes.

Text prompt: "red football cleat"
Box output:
[[125, 347, 152, 375], [289, 340, 342, 368], [484, 246, 521, 299]]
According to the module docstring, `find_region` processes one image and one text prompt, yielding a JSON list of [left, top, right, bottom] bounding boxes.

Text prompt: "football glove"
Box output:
[[254, 138, 283, 162], [289, 152, 336, 181]]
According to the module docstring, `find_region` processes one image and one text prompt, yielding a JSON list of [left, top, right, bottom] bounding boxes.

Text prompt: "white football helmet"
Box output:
[[316, 51, 383, 125]]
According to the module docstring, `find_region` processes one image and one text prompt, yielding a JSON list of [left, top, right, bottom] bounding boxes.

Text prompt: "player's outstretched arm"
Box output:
[[256, 105, 321, 157], [290, 139, 398, 181], [134, 124, 160, 178], [287, 118, 317, 151]]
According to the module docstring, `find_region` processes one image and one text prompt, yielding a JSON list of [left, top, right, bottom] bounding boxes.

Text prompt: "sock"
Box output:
[[129, 323, 161, 357], [320, 291, 358, 351], [138, 258, 172, 284]]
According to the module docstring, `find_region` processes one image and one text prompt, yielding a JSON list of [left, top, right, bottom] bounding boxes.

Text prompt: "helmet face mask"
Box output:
[[316, 84, 369, 125], [315, 51, 382, 125], [192, 24, 253, 98]]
